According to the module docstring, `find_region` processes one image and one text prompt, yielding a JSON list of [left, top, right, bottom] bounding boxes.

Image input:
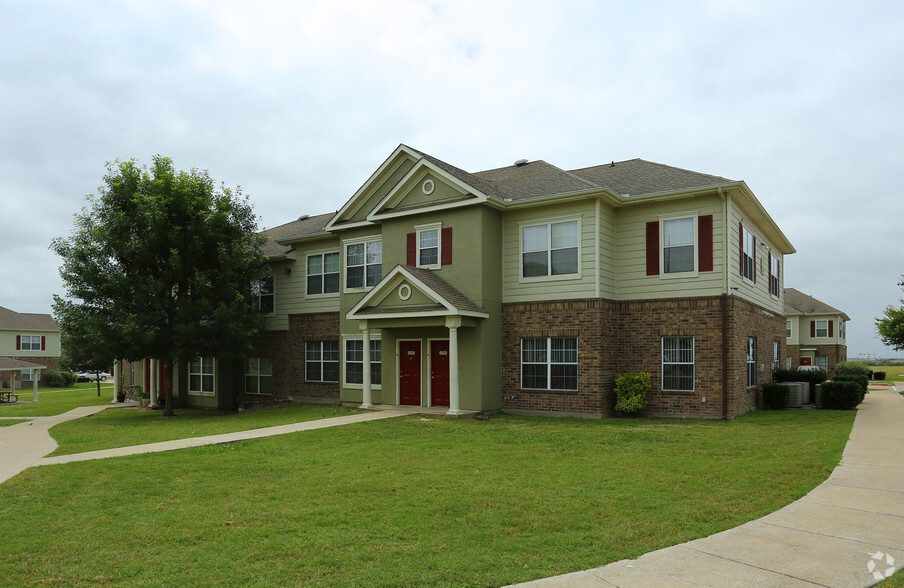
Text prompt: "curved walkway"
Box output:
[[509, 385, 904, 588], [0, 403, 411, 484]]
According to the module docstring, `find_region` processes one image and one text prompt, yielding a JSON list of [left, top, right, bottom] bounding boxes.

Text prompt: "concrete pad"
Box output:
[[688, 521, 899, 587], [760, 501, 904, 552], [800, 483, 904, 518], [826, 463, 904, 493], [507, 569, 615, 587]]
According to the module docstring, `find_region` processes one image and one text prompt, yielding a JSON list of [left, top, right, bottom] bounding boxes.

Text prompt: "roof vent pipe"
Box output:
[[298, 214, 310, 221], [513, 159, 528, 167]]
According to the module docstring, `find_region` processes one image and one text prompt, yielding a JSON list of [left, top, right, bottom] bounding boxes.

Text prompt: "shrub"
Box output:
[[821, 380, 863, 410], [44, 369, 66, 387], [835, 361, 871, 379], [774, 368, 827, 386], [614, 371, 651, 416], [761, 382, 790, 410], [873, 371, 887, 381]]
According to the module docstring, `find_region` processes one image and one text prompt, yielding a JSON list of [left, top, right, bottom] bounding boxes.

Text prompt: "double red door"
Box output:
[[398, 340, 450, 407]]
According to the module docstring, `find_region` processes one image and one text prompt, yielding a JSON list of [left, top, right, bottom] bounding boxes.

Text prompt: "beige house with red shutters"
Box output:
[[783, 288, 849, 375], [0, 306, 61, 389], [147, 144, 795, 418]]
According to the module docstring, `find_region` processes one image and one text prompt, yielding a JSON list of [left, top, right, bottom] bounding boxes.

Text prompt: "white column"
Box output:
[[360, 322, 373, 409], [112, 360, 121, 402], [446, 316, 463, 416], [149, 359, 159, 407], [32, 372, 39, 402]]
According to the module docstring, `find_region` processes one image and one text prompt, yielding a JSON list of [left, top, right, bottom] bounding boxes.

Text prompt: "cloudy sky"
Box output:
[[2, 0, 902, 357]]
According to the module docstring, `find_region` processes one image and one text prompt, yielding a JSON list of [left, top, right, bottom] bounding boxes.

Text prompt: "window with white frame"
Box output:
[[189, 357, 215, 396], [769, 255, 780, 296], [251, 276, 274, 313], [521, 220, 579, 279], [345, 339, 382, 386], [417, 224, 441, 268], [19, 335, 41, 351], [521, 337, 578, 390], [662, 218, 695, 273], [840, 320, 846, 339], [20, 369, 38, 382], [305, 341, 339, 382], [773, 341, 780, 371], [245, 357, 273, 395], [742, 226, 755, 281], [815, 320, 828, 338], [816, 356, 828, 372], [307, 252, 340, 295], [345, 240, 382, 289], [747, 338, 756, 387], [662, 336, 694, 391], [786, 356, 792, 370], [786, 320, 792, 338]]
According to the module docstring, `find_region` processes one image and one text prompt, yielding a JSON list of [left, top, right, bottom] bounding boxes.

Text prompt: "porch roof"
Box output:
[[0, 357, 47, 372]]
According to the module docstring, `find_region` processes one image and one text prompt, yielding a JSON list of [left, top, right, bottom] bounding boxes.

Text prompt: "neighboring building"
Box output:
[[783, 288, 849, 375], [146, 145, 795, 419], [0, 306, 61, 387]]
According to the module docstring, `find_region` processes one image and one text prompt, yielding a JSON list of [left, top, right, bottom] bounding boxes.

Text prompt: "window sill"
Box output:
[[518, 273, 581, 284], [305, 292, 340, 299]]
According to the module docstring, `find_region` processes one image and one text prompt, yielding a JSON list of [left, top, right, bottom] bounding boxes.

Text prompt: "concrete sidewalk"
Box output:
[[0, 404, 412, 483], [508, 385, 904, 588]]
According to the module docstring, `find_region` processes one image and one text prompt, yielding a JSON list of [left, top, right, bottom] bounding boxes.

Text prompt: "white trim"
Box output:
[[422, 179, 435, 195], [342, 334, 383, 390], [518, 215, 583, 284], [658, 212, 699, 279], [415, 221, 443, 270]]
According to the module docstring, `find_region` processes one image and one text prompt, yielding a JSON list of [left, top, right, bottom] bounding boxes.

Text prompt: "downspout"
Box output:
[[719, 187, 730, 420]]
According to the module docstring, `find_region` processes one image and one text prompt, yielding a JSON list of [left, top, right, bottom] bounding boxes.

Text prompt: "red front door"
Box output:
[[800, 357, 812, 366], [430, 340, 450, 407], [399, 341, 421, 406]]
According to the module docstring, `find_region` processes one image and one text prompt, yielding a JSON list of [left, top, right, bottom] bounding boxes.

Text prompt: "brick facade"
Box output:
[[502, 295, 785, 419], [286, 312, 340, 402]]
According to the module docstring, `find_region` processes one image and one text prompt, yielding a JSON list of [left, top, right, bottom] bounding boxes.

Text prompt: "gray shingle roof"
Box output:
[[261, 212, 335, 257], [0, 357, 48, 371], [784, 288, 846, 316], [401, 266, 487, 314], [0, 307, 58, 332], [568, 159, 734, 197], [473, 160, 600, 201]]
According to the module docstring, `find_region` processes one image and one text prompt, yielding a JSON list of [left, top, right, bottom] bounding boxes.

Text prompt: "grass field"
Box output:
[[0, 409, 855, 587], [0, 383, 113, 417], [870, 365, 904, 384]]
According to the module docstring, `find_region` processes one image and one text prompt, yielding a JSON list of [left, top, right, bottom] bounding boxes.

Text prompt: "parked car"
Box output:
[[797, 365, 822, 372], [77, 371, 112, 382]]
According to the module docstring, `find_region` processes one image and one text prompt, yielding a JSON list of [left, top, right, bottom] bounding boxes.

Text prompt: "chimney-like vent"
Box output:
[[298, 214, 310, 221], [514, 159, 528, 167]]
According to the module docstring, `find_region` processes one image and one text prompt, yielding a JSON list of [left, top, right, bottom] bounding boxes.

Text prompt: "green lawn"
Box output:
[[0, 383, 113, 417], [869, 365, 904, 384], [47, 402, 357, 456], [0, 409, 855, 587]]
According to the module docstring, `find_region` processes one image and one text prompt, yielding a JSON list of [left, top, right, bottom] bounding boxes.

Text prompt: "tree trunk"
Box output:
[[164, 360, 176, 417], [95, 371, 101, 397]]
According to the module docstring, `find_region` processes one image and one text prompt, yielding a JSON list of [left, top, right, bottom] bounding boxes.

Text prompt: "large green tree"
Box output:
[[52, 156, 270, 415], [876, 276, 904, 351]]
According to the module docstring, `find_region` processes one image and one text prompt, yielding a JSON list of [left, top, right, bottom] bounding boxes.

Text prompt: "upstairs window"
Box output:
[[769, 254, 780, 297], [346, 240, 382, 289], [17, 335, 43, 351], [662, 218, 695, 273], [741, 225, 755, 282], [814, 320, 829, 338], [419, 228, 439, 266], [307, 252, 340, 295], [521, 220, 579, 279], [251, 276, 274, 313], [786, 320, 792, 338]]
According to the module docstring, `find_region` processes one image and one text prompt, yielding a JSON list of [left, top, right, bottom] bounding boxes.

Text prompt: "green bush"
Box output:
[[773, 368, 827, 386], [761, 383, 790, 410], [833, 374, 868, 398], [821, 380, 863, 410], [835, 361, 871, 378], [44, 369, 77, 387], [614, 371, 650, 416], [873, 371, 887, 381]]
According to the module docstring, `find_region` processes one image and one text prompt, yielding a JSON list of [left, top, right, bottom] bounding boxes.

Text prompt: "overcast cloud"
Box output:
[[2, 0, 902, 357]]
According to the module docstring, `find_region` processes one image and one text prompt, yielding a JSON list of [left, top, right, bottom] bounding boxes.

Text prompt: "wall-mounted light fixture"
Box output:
[[284, 267, 292, 276]]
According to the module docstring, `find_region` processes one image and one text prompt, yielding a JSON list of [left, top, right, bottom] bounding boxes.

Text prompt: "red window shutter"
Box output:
[[406, 232, 416, 267], [828, 320, 834, 337], [441, 227, 452, 265], [739, 222, 744, 276], [41, 336, 46, 351], [698, 215, 713, 272], [645, 221, 659, 276], [810, 321, 816, 337], [16, 335, 21, 350]]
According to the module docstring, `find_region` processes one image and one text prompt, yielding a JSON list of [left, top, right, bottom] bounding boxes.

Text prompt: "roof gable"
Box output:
[[347, 265, 488, 320], [784, 288, 850, 320], [0, 307, 58, 332]]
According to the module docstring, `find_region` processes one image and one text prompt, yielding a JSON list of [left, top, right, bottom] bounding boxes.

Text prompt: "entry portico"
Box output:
[[346, 265, 488, 415]]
